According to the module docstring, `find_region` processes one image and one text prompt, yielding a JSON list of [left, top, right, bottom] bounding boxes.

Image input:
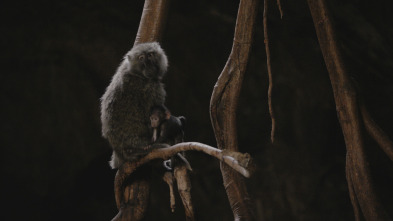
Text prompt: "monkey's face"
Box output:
[[127, 42, 168, 80], [150, 115, 161, 128], [136, 51, 160, 79]]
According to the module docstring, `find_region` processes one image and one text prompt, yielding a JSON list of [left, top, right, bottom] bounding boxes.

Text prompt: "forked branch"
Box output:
[[360, 103, 393, 162], [122, 142, 252, 178], [115, 142, 253, 209], [307, 0, 391, 220]]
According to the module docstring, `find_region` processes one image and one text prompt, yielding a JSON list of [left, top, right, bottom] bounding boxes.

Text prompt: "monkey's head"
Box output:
[[150, 105, 170, 128], [150, 110, 164, 128], [126, 42, 168, 80]]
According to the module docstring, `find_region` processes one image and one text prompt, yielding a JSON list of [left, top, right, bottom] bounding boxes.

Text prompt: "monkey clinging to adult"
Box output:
[[149, 105, 192, 171], [100, 42, 168, 169], [150, 105, 193, 215], [150, 105, 185, 145]]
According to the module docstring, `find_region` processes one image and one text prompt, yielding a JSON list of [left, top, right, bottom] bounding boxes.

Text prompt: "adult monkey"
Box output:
[[101, 41, 194, 220], [102, 1, 195, 220], [101, 41, 171, 221], [101, 42, 168, 169]]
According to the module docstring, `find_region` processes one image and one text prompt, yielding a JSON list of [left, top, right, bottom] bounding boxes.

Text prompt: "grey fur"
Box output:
[[100, 42, 168, 169]]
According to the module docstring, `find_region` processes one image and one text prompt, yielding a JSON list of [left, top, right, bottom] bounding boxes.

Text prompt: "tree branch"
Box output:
[[112, 1, 171, 221], [276, 0, 283, 19], [307, 0, 391, 220], [134, 0, 170, 45], [264, 0, 276, 143], [210, 0, 258, 220], [360, 103, 393, 162], [115, 142, 253, 208]]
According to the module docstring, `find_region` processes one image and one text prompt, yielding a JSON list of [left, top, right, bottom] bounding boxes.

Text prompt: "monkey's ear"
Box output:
[[165, 110, 171, 120], [126, 55, 132, 62]]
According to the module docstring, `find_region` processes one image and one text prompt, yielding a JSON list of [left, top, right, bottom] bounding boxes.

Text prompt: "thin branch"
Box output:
[[276, 0, 283, 19], [264, 0, 276, 143], [122, 142, 252, 178], [360, 103, 393, 162]]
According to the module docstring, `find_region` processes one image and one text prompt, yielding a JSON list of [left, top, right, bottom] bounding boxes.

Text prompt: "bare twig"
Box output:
[[264, 0, 276, 143], [360, 103, 393, 162], [276, 0, 283, 19]]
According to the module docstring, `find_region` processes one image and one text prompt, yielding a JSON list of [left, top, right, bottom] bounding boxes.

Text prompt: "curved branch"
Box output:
[[115, 142, 253, 208], [307, 0, 391, 220], [210, 0, 258, 220], [134, 0, 170, 45], [122, 142, 252, 178], [360, 103, 393, 162]]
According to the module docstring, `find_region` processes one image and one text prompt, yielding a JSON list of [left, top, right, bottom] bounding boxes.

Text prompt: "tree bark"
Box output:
[[210, 0, 259, 220], [114, 142, 253, 220], [112, 0, 170, 220], [307, 0, 391, 220], [133, 0, 170, 46]]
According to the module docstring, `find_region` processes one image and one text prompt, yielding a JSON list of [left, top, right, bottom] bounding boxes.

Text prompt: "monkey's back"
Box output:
[[101, 68, 166, 160]]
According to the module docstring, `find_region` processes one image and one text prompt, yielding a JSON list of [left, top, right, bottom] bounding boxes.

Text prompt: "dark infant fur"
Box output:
[[100, 42, 168, 169]]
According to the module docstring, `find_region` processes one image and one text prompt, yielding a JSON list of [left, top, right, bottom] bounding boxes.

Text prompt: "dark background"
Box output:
[[1, 0, 393, 220]]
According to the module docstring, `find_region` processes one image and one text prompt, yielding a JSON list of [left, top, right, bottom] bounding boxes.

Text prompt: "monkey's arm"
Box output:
[[154, 123, 173, 145]]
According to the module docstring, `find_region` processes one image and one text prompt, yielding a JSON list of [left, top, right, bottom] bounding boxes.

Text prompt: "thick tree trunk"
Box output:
[[210, 0, 259, 220], [307, 0, 391, 220]]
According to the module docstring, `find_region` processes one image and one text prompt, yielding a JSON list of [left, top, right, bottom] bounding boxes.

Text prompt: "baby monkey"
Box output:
[[150, 105, 192, 171]]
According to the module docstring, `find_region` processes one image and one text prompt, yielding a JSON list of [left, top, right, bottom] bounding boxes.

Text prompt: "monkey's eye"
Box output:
[[138, 55, 145, 61], [147, 52, 154, 58]]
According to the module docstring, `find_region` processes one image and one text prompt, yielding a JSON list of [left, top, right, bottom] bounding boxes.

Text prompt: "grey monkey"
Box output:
[[100, 42, 168, 169]]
